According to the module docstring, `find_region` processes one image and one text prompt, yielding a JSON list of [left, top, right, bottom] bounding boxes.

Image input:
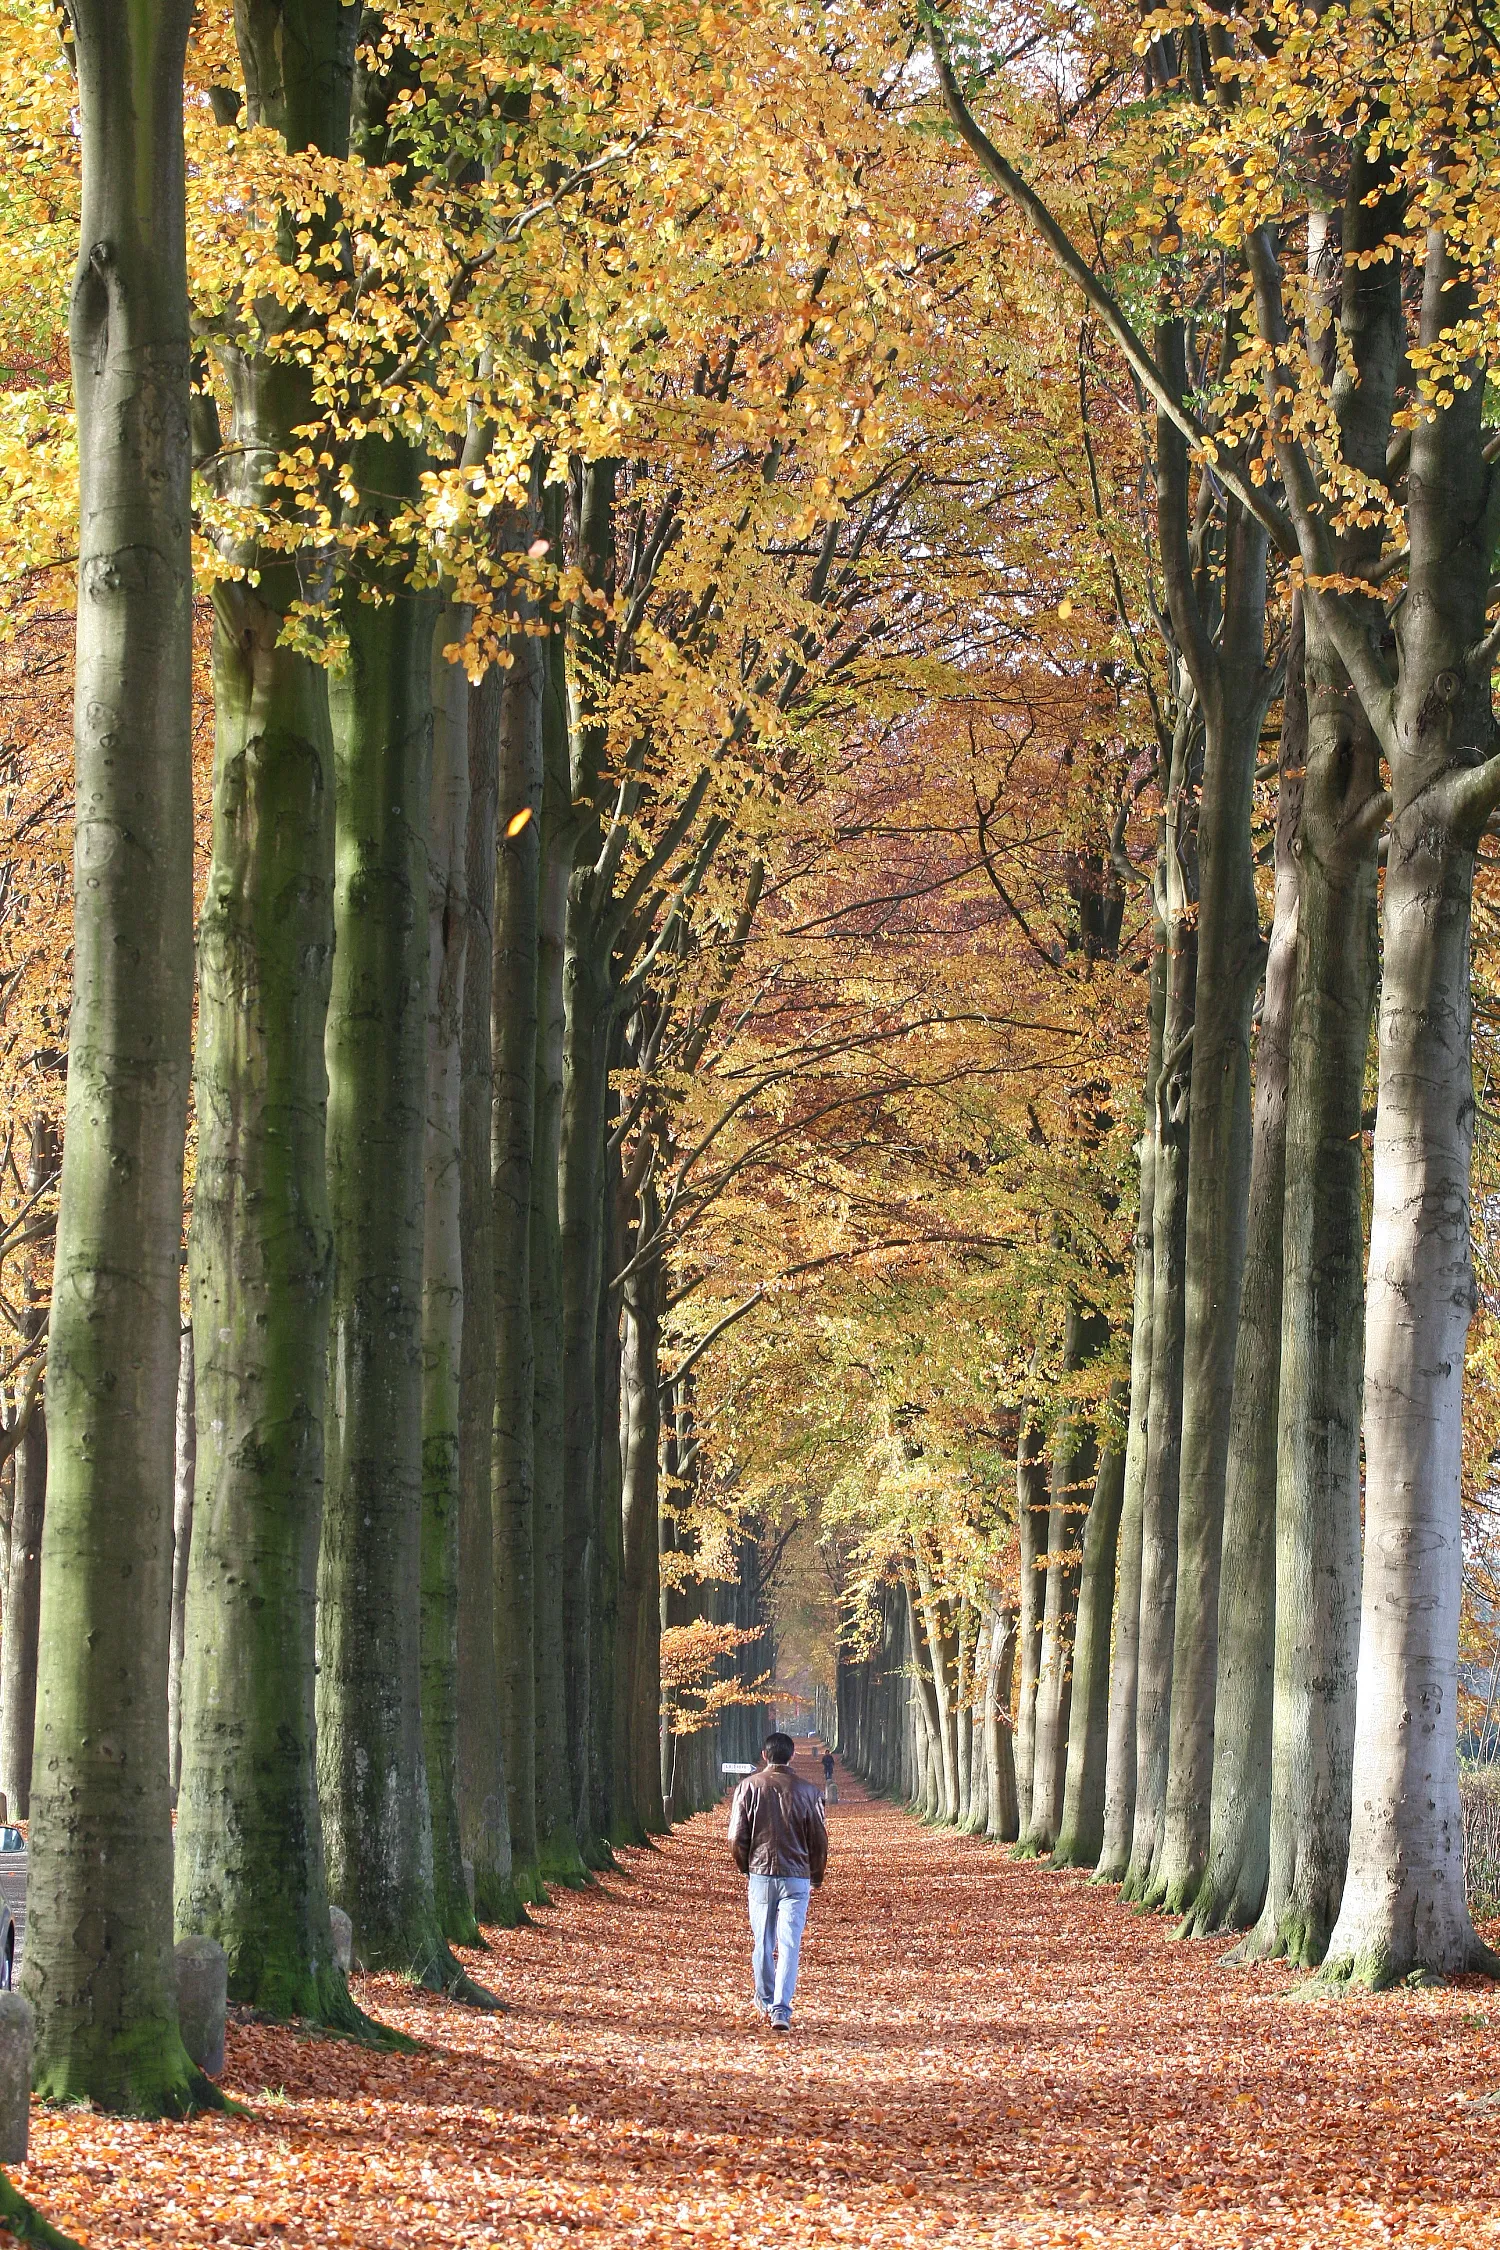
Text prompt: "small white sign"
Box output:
[[721, 1762, 755, 1774]]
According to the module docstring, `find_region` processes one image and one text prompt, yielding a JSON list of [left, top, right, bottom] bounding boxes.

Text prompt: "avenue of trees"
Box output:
[[0, 0, 1494, 2224]]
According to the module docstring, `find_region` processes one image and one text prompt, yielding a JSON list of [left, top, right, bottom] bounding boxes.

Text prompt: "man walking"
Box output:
[[727, 1732, 828, 2034]]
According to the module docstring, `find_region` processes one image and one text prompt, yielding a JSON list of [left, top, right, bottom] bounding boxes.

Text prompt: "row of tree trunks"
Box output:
[[836, 1580, 1018, 1838]]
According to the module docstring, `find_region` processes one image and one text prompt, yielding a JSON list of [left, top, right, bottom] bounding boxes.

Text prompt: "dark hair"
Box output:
[[763, 1732, 795, 1766]]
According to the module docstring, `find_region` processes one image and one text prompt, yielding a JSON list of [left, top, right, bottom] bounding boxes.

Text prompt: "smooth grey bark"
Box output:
[[1314, 234, 1500, 1989], [956, 1603, 978, 1829], [490, 582, 545, 1902], [166, 1324, 193, 1811], [1, 1389, 45, 1827], [966, 1609, 989, 1832], [914, 1548, 960, 1822], [2, 1110, 52, 1827], [1025, 1300, 1108, 1852], [1185, 603, 1302, 1939], [176, 0, 360, 2032], [316, 427, 487, 1999], [1245, 177, 1500, 1985], [556, 459, 619, 1862], [1012, 1386, 1048, 1826], [1053, 1392, 1127, 1869], [28, 0, 205, 2114], [619, 1177, 668, 1837], [1240, 668, 1375, 1964], [905, 1580, 947, 1819], [1237, 183, 1395, 1968], [458, 665, 515, 1923], [1096, 917, 1167, 1882], [1123, 691, 1198, 1901], [591, 1099, 624, 1852], [419, 607, 481, 1949], [983, 1603, 1019, 1842], [530, 589, 586, 1884], [1153, 489, 1273, 1914]]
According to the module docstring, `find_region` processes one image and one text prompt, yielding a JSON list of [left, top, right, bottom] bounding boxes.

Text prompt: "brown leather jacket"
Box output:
[[727, 1763, 828, 1885]]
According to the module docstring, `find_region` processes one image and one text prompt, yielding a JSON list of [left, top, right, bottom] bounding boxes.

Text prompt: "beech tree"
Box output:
[[175, 0, 363, 2033], [27, 0, 210, 2115]]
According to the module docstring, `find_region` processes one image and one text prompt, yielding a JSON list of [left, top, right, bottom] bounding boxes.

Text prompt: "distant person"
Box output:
[[727, 1731, 828, 2033], [821, 1749, 835, 1786]]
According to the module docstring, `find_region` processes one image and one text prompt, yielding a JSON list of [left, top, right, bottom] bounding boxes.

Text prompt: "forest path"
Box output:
[[15, 1752, 1500, 2249]]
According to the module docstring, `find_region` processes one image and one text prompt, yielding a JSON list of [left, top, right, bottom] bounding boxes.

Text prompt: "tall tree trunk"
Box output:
[[1096, 920, 1167, 1882], [965, 1610, 988, 1832], [1185, 605, 1302, 1939], [619, 1180, 668, 1837], [955, 1603, 976, 1829], [530, 608, 586, 1885], [1237, 188, 1396, 1969], [457, 665, 515, 1922], [1, 1382, 45, 1827], [3, 1108, 54, 1828], [556, 458, 620, 1866], [983, 1604, 1018, 1842], [174, 0, 357, 2032], [593, 1118, 625, 1851], [419, 609, 480, 1948], [905, 1581, 946, 1818], [317, 436, 468, 1991], [1123, 695, 1198, 1902], [1012, 1387, 1048, 1824], [1240, 623, 1376, 1967], [1053, 1393, 1127, 1868], [1025, 1300, 1107, 1853], [28, 0, 203, 2113], [1153, 505, 1271, 1915], [914, 1551, 959, 1822], [1319, 233, 1500, 1987], [166, 1324, 192, 1810], [491, 602, 546, 1902]]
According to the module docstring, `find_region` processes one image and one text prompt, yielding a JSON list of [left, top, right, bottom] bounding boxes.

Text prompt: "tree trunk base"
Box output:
[[422, 1950, 505, 2010], [537, 1834, 591, 1889], [1223, 1910, 1329, 1972], [0, 2171, 86, 2249], [228, 1962, 414, 2050], [474, 1873, 532, 1928], [1152, 1867, 1203, 1919], [505, 1861, 548, 1908], [33, 2052, 230, 2122], [1174, 1867, 1264, 1942], [436, 1898, 483, 1949], [1307, 1933, 1500, 1996]]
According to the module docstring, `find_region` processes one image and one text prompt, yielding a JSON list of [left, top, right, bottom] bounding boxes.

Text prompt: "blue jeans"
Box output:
[[747, 1874, 811, 2025]]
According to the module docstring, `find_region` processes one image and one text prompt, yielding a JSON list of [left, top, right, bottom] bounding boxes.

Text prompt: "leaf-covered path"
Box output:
[[14, 1754, 1500, 2249]]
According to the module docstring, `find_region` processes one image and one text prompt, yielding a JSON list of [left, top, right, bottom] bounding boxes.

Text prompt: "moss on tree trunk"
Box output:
[[28, 0, 213, 2115]]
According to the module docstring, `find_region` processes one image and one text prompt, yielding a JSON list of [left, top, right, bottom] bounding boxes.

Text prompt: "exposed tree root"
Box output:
[[0, 2170, 86, 2249]]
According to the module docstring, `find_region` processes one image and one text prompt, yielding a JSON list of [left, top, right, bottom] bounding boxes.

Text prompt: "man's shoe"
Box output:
[[770, 2016, 791, 2035]]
